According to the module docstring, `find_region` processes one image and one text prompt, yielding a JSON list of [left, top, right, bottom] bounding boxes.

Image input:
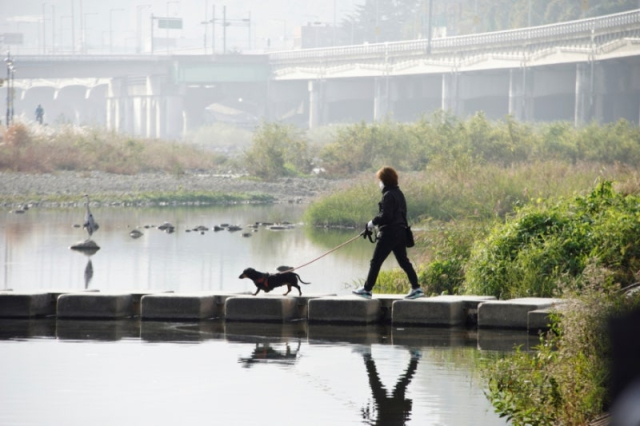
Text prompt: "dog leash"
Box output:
[[277, 231, 367, 274]]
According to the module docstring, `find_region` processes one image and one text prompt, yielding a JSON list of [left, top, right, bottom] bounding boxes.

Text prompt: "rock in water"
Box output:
[[70, 239, 101, 254]]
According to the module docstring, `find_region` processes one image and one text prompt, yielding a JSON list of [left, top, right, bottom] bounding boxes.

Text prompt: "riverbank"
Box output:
[[0, 171, 339, 208]]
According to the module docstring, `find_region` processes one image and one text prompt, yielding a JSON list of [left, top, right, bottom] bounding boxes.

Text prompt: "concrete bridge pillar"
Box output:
[[132, 97, 147, 136], [575, 62, 595, 126], [140, 76, 184, 140], [308, 80, 325, 129], [509, 68, 534, 122], [145, 77, 163, 138], [442, 72, 460, 116], [373, 76, 390, 120], [107, 79, 125, 132]]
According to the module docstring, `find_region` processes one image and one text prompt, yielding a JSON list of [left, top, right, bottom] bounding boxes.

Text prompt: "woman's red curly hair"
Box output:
[[376, 166, 398, 187]]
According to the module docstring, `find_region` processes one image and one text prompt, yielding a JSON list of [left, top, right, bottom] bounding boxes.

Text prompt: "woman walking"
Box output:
[[353, 166, 423, 299]]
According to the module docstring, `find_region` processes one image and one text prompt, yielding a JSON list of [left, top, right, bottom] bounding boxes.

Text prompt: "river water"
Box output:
[[1, 203, 379, 294], [0, 319, 530, 425], [0, 203, 520, 425]]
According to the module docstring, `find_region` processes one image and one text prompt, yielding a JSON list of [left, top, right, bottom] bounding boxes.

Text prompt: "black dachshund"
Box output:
[[239, 267, 311, 296]]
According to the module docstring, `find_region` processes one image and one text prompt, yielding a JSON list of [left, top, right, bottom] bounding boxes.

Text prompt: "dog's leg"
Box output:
[[283, 285, 291, 296], [253, 288, 260, 296]]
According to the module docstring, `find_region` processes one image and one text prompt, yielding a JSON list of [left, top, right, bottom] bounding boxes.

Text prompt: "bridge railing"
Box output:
[[270, 8, 640, 65]]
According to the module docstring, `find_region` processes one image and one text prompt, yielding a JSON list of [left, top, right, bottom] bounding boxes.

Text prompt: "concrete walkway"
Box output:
[[0, 290, 566, 332]]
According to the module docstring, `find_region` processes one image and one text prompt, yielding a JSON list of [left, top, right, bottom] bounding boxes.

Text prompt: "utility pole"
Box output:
[[200, 3, 215, 54], [52, 5, 55, 54], [42, 4, 46, 54], [204, 0, 208, 53], [247, 11, 251, 50], [211, 4, 216, 55], [150, 14, 155, 53], [79, 0, 83, 53], [137, 4, 151, 53], [5, 52, 15, 127], [426, 0, 433, 54], [71, 0, 76, 54]]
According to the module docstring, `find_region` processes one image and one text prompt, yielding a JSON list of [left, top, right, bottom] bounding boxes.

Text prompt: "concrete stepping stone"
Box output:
[[478, 297, 563, 329], [393, 295, 496, 326], [374, 294, 406, 323], [57, 292, 133, 319], [225, 294, 335, 322], [225, 295, 299, 322], [308, 296, 381, 324], [115, 290, 173, 316], [0, 292, 55, 318], [140, 292, 232, 320], [528, 303, 567, 332]]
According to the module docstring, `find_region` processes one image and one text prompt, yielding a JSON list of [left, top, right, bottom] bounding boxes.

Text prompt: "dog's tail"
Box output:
[[295, 273, 311, 285]]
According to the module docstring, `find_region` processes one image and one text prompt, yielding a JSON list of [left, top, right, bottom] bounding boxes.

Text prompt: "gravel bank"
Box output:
[[0, 171, 340, 208]]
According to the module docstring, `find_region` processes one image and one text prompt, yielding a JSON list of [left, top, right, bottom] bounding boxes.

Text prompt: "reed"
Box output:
[[0, 124, 227, 175]]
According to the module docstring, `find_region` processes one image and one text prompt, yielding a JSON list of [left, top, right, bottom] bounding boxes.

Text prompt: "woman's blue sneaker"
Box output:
[[352, 287, 372, 299], [405, 288, 424, 299]]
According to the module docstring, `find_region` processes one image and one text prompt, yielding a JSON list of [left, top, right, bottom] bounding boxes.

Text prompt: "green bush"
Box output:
[[243, 122, 311, 180], [465, 181, 640, 299], [315, 113, 640, 177], [484, 263, 640, 425], [420, 220, 485, 295]]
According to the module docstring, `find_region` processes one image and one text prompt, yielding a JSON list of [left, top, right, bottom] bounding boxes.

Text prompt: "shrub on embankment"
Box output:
[[315, 113, 640, 177], [466, 181, 640, 299], [0, 124, 227, 174], [484, 264, 640, 425]]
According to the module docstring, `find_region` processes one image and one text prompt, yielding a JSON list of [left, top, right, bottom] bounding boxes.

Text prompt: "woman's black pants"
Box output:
[[364, 226, 418, 291]]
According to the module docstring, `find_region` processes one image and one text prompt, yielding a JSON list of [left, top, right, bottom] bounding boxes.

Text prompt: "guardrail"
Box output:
[[269, 8, 640, 65]]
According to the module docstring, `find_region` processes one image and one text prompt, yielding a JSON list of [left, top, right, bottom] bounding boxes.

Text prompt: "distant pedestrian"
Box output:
[[353, 166, 423, 299], [35, 104, 44, 125]]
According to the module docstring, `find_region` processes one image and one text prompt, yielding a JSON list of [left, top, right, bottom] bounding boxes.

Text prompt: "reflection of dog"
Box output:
[[238, 267, 311, 296], [239, 341, 301, 368]]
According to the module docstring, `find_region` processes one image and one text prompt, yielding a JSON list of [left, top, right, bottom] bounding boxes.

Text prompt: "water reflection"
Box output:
[[56, 319, 141, 341], [360, 348, 420, 425], [1, 205, 386, 294], [84, 259, 94, 289], [238, 341, 302, 368], [0, 320, 511, 425]]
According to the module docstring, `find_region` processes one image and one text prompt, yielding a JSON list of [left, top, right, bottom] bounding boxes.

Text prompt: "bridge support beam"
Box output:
[[575, 62, 595, 127], [373, 76, 390, 120], [509, 68, 533, 122], [308, 80, 325, 129], [442, 73, 460, 116], [107, 79, 124, 133]]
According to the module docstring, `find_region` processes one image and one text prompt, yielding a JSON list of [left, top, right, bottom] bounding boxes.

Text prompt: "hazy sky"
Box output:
[[0, 0, 361, 53]]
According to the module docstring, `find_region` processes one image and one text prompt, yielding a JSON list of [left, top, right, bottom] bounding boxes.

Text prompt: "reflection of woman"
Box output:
[[353, 166, 423, 299], [360, 350, 420, 425]]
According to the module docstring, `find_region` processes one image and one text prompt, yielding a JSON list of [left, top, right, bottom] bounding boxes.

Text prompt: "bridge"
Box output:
[[3, 9, 640, 138]]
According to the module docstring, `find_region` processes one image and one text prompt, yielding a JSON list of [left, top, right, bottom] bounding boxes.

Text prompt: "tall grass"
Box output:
[[316, 113, 640, 177], [304, 161, 640, 228], [0, 124, 227, 174]]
